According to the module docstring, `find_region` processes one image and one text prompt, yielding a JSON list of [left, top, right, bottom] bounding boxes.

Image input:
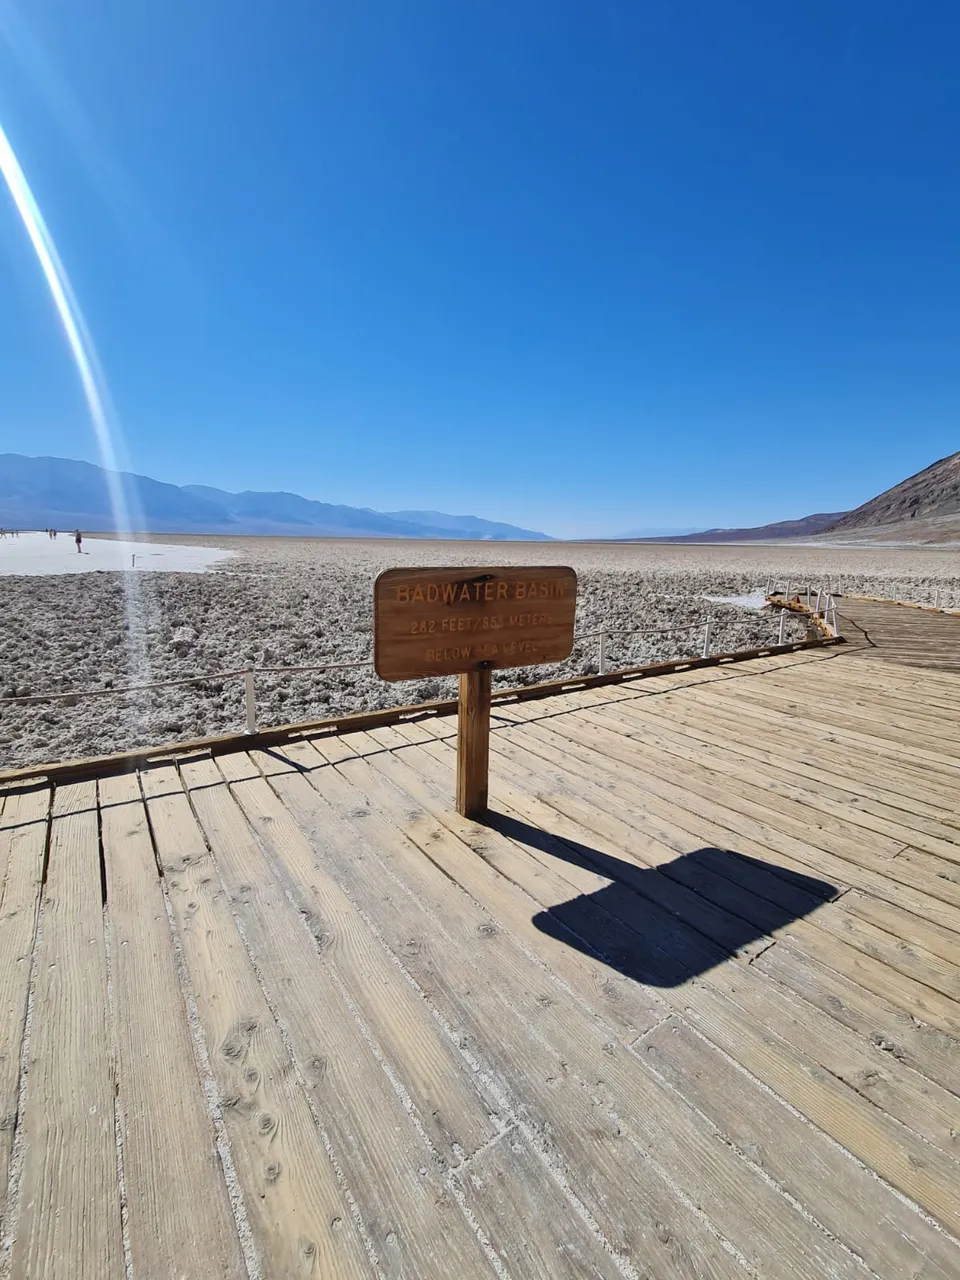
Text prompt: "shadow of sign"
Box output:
[[483, 812, 838, 988]]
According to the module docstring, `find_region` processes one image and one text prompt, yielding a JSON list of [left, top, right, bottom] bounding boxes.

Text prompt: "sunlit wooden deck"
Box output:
[[838, 594, 960, 672], [1, 645, 959, 1278]]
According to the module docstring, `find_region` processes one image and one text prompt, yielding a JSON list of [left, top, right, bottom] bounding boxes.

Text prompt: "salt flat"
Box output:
[[1, 533, 957, 770], [0, 531, 232, 575]]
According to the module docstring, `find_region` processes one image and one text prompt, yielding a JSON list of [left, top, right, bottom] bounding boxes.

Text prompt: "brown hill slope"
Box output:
[[828, 451, 960, 531], [621, 512, 845, 543]]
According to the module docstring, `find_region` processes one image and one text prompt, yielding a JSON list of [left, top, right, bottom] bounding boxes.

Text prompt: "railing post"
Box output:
[[598, 628, 608, 675], [815, 587, 822, 614], [806, 585, 811, 608], [935, 588, 941, 610], [778, 609, 787, 645], [701, 617, 713, 659], [243, 666, 257, 734]]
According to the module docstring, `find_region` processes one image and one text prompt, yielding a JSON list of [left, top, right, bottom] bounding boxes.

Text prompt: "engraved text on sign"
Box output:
[[374, 566, 578, 681]]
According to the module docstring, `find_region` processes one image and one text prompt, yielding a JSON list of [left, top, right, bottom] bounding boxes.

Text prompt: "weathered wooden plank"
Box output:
[[271, 741, 871, 1280], [213, 750, 501, 1165], [432, 731, 960, 1155], [638, 1016, 960, 1280], [752, 938, 960, 1098], [399, 733, 960, 1232], [603, 694, 960, 857], [482, 721, 960, 1039], [280, 738, 666, 1046], [179, 755, 498, 1279], [699, 681, 960, 774], [484, 710, 952, 933], [254, 748, 730, 1278], [140, 763, 371, 1278], [733, 678, 960, 756], [0, 786, 48, 1193], [451, 1134, 635, 1280], [12, 782, 124, 1279], [836, 598, 960, 672], [618, 686, 959, 830], [564, 705, 908, 861], [806, 899, 960, 994], [98, 771, 244, 1278], [751, 668, 960, 730], [524, 706, 960, 930], [665, 673, 960, 805], [693, 659, 960, 738]]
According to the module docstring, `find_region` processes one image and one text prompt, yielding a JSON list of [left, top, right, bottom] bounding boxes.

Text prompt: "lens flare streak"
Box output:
[[0, 118, 149, 682]]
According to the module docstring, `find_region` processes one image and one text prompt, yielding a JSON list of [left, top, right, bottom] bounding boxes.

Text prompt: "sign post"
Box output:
[[374, 566, 578, 819], [456, 668, 492, 818]]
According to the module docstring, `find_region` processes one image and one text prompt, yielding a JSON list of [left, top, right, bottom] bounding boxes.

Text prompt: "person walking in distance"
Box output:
[[74, 528, 82, 554]]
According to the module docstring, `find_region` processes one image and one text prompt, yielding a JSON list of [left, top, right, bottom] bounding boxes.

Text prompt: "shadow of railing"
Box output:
[[483, 812, 838, 988]]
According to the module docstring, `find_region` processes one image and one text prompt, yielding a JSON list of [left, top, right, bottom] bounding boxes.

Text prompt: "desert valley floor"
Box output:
[[1, 533, 958, 768]]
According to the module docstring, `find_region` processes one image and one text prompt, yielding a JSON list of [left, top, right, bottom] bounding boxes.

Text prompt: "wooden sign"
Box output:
[[373, 566, 578, 820], [373, 565, 578, 682]]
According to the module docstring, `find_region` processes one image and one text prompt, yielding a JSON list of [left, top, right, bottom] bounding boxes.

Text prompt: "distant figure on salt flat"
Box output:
[[74, 529, 82, 554]]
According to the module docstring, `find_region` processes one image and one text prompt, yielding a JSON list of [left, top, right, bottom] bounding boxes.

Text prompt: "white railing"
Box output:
[[768, 579, 957, 613], [766, 589, 839, 639], [766, 578, 846, 600], [0, 605, 812, 736], [576, 614, 795, 675], [0, 659, 375, 735]]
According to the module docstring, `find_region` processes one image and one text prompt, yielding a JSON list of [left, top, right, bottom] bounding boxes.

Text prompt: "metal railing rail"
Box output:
[[768, 579, 957, 614], [1, 602, 807, 731]]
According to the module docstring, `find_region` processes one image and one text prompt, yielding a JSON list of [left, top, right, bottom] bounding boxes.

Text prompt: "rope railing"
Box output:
[[256, 660, 374, 675], [0, 659, 372, 708], [1, 599, 808, 731]]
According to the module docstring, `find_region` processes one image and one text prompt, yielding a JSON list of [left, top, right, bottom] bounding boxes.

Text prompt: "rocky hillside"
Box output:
[[627, 511, 846, 543], [828, 451, 960, 531]]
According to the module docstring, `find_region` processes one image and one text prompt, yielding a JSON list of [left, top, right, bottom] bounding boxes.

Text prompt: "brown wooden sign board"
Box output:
[[374, 566, 578, 819], [373, 565, 578, 682]]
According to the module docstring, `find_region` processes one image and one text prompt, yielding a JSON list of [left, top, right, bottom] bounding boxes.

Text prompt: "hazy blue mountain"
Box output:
[[0, 454, 232, 531], [386, 509, 552, 541], [612, 526, 702, 539], [0, 455, 552, 540], [180, 485, 455, 537]]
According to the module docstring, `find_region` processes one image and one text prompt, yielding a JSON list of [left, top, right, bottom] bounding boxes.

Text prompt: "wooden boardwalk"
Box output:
[[1, 646, 958, 1278], [837, 595, 960, 672]]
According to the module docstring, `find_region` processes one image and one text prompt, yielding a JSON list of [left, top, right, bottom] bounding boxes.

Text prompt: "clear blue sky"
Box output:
[[0, 1, 957, 538]]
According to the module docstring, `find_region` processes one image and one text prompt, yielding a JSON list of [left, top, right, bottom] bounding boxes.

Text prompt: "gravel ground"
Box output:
[[2, 534, 958, 769]]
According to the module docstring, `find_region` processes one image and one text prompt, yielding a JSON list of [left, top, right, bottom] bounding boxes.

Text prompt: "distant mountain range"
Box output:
[[613, 526, 702, 539], [0, 455, 552, 541], [622, 511, 848, 543], [617, 450, 960, 545]]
